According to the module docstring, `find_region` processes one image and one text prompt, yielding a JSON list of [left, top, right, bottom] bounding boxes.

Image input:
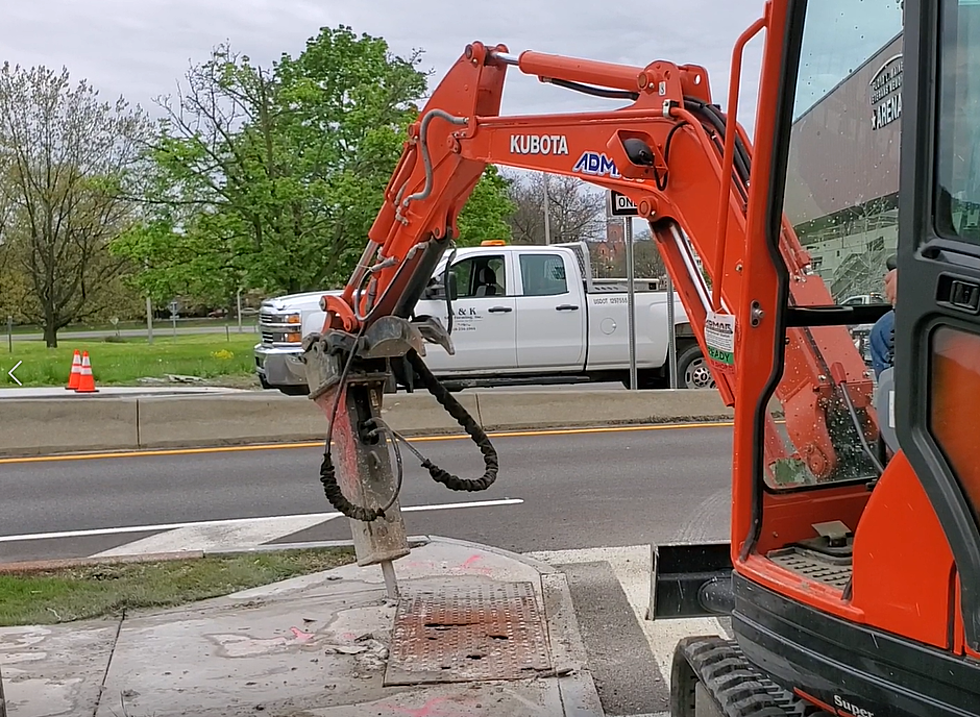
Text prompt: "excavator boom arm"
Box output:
[[319, 38, 878, 484]]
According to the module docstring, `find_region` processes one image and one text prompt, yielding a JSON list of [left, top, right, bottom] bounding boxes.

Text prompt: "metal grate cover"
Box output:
[[384, 581, 553, 685]]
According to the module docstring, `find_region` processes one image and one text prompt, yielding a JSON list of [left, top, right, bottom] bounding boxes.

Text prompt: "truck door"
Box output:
[[430, 250, 517, 372], [514, 251, 587, 370]]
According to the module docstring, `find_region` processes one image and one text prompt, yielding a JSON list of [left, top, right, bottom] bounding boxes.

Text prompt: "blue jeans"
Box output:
[[869, 309, 895, 379]]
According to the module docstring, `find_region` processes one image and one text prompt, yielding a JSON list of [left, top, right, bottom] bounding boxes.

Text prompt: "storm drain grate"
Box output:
[[384, 581, 553, 685]]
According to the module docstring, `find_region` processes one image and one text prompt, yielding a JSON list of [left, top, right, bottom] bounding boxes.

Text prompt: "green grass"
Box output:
[[0, 333, 261, 388], [0, 548, 355, 626]]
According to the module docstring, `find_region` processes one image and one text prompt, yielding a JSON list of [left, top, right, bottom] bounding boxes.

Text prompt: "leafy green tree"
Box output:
[[0, 63, 152, 346], [457, 167, 516, 245], [117, 26, 516, 304]]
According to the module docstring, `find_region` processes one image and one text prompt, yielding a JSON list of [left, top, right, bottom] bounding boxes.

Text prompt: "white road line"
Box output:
[[526, 545, 727, 683], [0, 498, 525, 544]]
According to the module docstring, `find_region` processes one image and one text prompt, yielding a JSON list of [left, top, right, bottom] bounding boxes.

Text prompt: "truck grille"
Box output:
[[259, 309, 301, 347]]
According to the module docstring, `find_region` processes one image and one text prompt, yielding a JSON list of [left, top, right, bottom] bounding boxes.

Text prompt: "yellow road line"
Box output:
[[0, 420, 734, 465]]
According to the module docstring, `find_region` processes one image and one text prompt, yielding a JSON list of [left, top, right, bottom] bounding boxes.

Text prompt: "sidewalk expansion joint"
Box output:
[[91, 608, 126, 717]]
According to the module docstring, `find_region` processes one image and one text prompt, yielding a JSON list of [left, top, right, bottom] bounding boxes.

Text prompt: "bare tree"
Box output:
[[506, 173, 606, 245], [0, 63, 151, 346]]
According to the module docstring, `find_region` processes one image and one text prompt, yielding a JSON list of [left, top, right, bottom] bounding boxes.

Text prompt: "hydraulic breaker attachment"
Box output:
[[646, 541, 734, 620], [301, 318, 422, 584], [301, 314, 498, 597]]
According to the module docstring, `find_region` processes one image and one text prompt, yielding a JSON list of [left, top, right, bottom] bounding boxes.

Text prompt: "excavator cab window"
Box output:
[[759, 0, 905, 492]]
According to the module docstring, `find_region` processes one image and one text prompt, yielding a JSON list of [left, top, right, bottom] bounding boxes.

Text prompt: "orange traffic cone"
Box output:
[[65, 350, 82, 390], [75, 351, 98, 393]]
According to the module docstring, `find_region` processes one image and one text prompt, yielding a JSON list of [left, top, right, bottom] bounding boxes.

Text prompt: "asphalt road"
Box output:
[[0, 424, 732, 562], [0, 423, 734, 716]]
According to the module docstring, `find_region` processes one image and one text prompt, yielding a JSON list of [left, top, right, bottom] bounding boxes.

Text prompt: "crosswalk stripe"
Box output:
[[92, 514, 345, 556]]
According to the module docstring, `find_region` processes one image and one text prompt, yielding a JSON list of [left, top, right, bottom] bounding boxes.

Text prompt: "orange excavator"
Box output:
[[299, 0, 980, 714]]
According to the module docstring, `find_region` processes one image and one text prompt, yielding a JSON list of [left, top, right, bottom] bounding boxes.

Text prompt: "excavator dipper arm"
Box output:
[[311, 38, 879, 504]]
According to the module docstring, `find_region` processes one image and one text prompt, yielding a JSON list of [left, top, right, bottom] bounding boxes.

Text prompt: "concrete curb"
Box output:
[[0, 388, 733, 457]]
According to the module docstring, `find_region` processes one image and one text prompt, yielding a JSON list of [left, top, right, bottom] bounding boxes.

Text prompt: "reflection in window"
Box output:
[[784, 0, 903, 301], [519, 255, 568, 297], [935, 1, 980, 243], [929, 326, 980, 530], [792, 1, 905, 119], [758, 1, 904, 491]]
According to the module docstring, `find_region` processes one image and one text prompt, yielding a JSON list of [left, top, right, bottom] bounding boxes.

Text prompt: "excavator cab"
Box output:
[[303, 0, 980, 713], [661, 1, 980, 715]]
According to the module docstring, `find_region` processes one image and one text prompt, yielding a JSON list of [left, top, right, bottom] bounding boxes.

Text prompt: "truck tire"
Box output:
[[676, 342, 715, 390]]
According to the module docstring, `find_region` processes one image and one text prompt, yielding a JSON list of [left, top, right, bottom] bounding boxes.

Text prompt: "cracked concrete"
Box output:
[[0, 619, 121, 717], [0, 537, 603, 717]]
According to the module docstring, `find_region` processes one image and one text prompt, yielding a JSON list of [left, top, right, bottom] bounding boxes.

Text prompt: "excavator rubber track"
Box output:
[[670, 636, 832, 717]]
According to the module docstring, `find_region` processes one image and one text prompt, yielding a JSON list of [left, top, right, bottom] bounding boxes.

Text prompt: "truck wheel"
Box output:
[[676, 343, 715, 390]]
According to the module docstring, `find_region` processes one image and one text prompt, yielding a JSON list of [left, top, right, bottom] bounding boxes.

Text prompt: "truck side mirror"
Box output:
[[447, 272, 458, 301], [423, 272, 458, 301]]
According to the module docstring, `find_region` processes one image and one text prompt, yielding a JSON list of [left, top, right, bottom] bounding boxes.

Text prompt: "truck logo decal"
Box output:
[[572, 151, 621, 178], [510, 134, 569, 155]]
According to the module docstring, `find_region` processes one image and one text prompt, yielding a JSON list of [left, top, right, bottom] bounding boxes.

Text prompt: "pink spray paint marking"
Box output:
[[382, 696, 470, 717], [289, 627, 314, 641], [461, 554, 494, 575]]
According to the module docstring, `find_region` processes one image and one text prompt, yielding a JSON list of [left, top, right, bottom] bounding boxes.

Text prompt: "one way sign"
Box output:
[[609, 190, 638, 217]]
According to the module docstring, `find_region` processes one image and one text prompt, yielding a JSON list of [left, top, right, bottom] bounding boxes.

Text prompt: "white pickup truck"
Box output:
[[254, 241, 710, 394]]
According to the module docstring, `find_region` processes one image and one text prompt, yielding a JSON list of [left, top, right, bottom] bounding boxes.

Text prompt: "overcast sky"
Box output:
[[2, 0, 902, 181], [3, 1, 771, 124]]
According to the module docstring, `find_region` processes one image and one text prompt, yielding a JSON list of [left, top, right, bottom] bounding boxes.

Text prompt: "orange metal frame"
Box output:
[[318, 0, 967, 653]]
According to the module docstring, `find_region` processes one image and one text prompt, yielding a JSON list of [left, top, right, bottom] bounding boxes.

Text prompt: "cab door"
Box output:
[[896, 0, 980, 654]]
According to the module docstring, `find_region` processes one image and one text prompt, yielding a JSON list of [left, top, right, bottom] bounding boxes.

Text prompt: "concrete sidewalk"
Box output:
[[0, 537, 605, 717]]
